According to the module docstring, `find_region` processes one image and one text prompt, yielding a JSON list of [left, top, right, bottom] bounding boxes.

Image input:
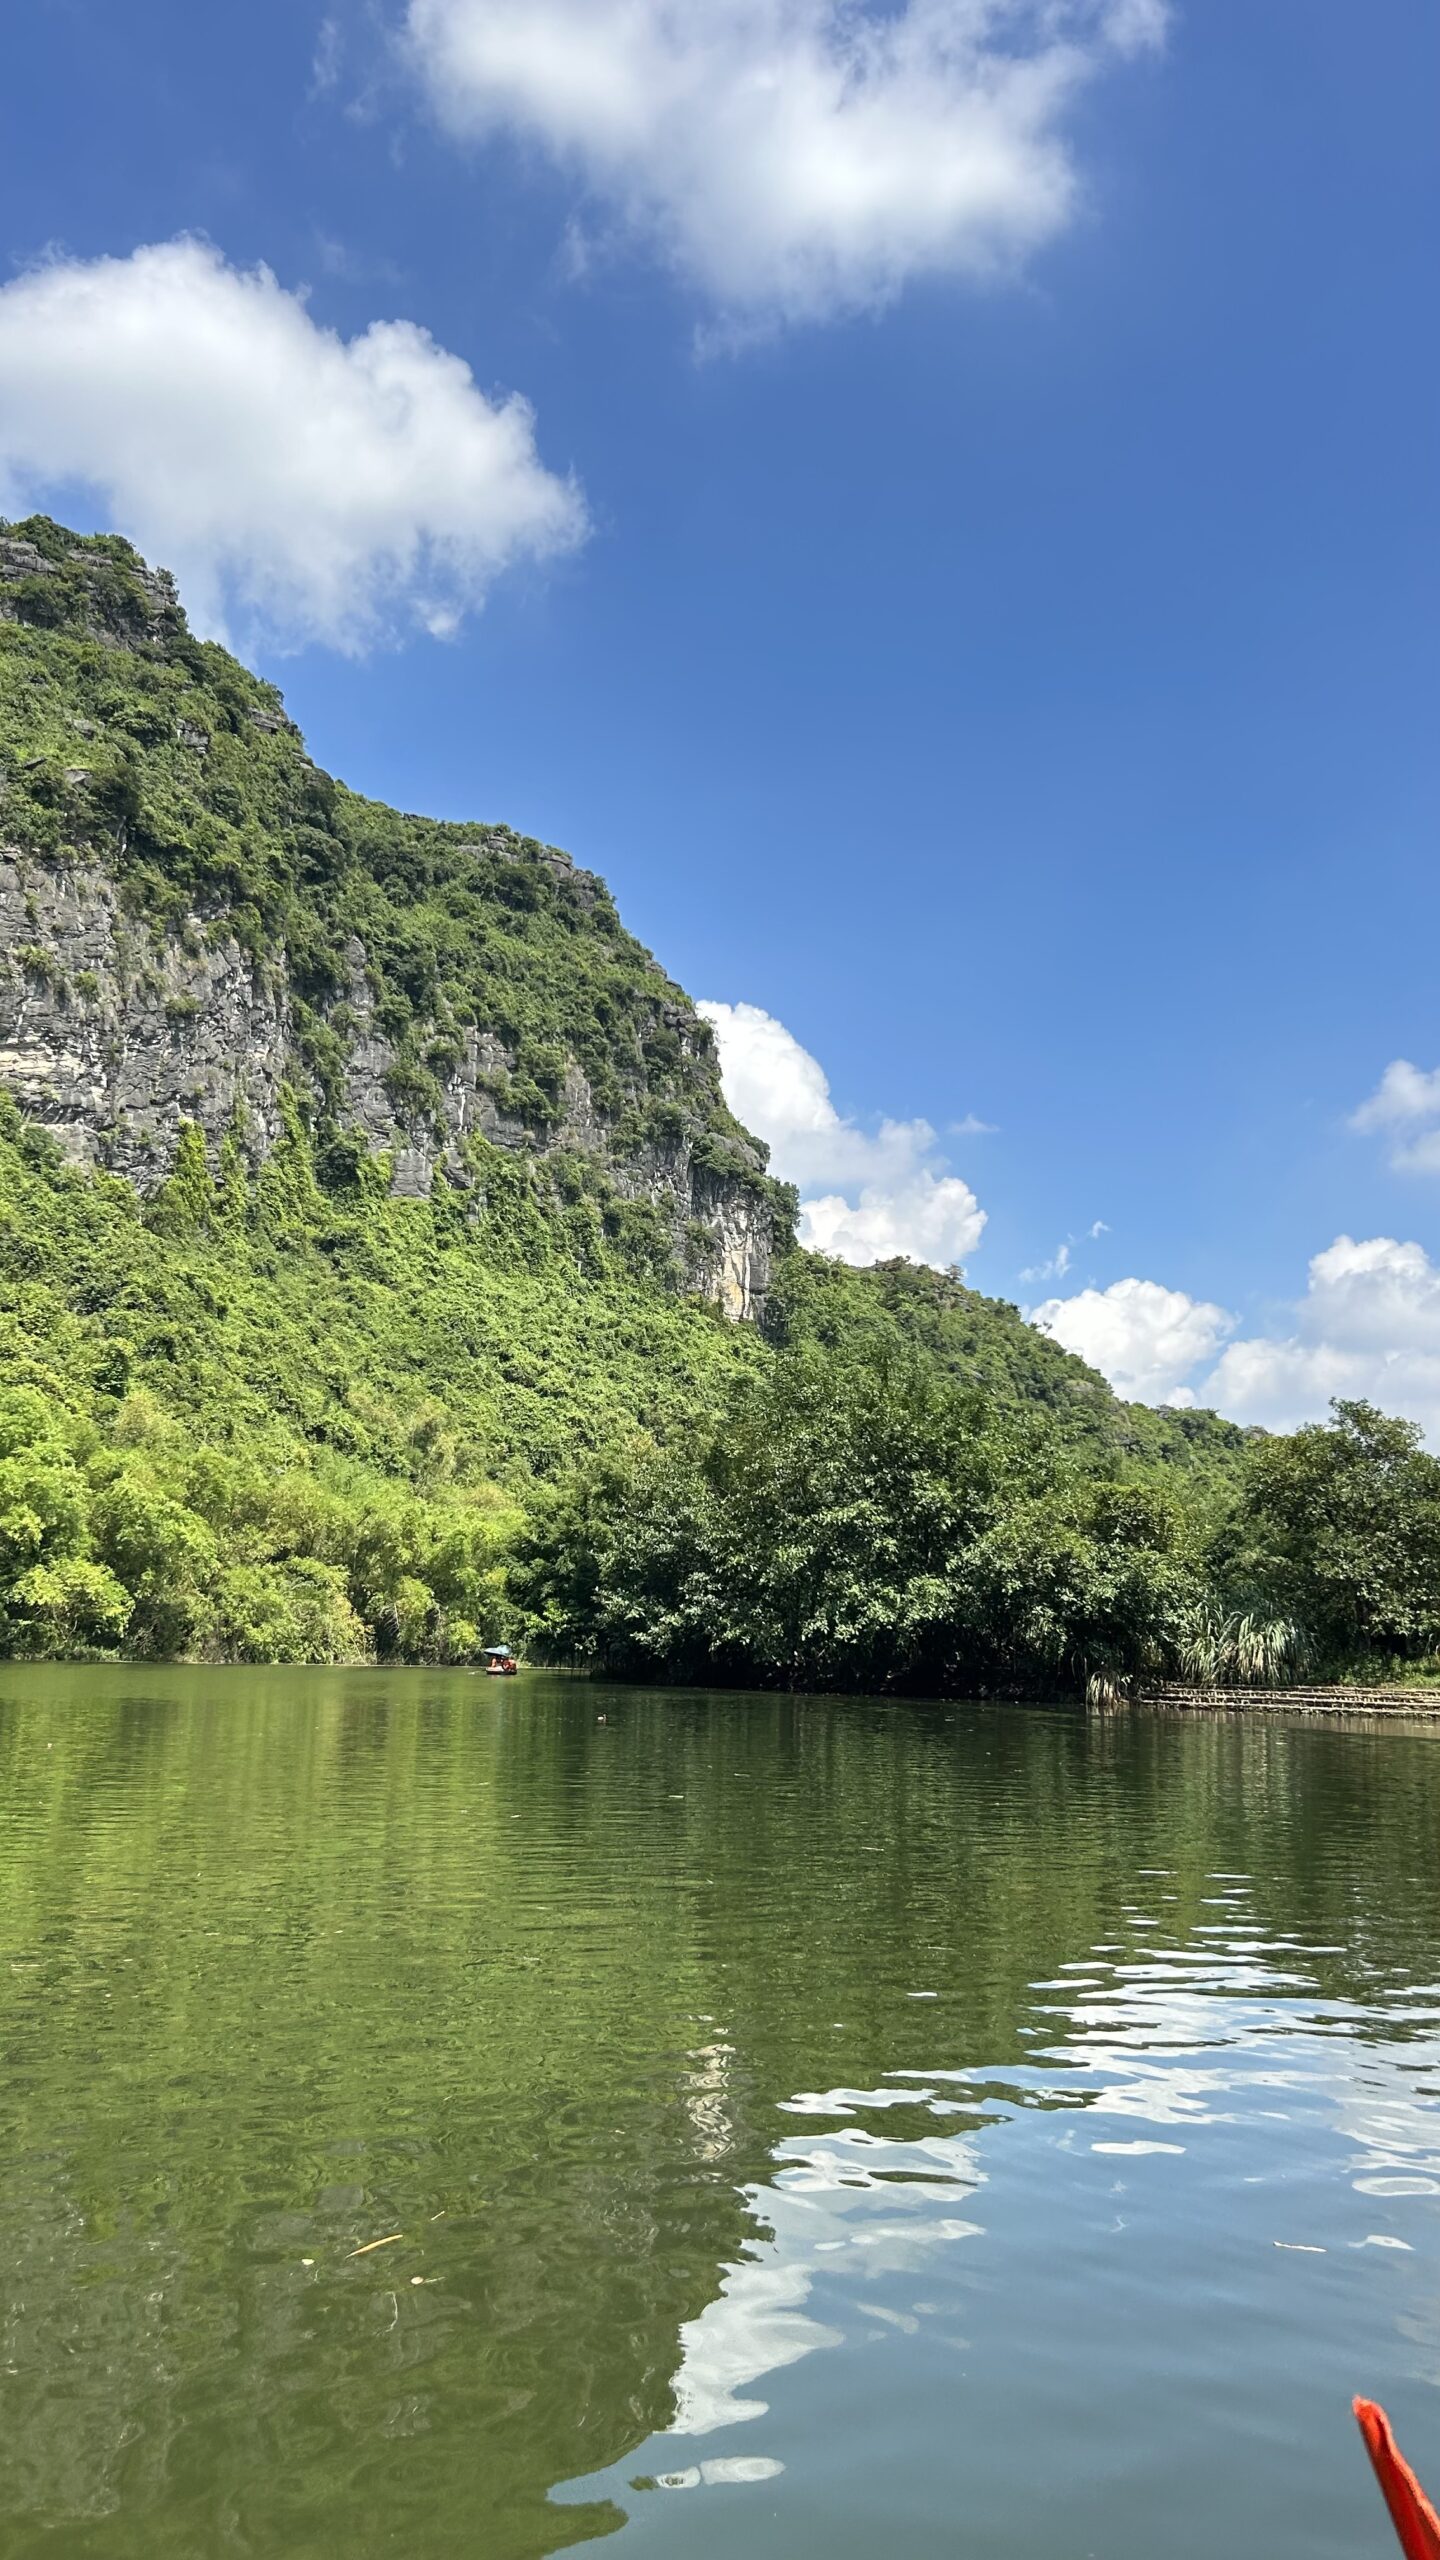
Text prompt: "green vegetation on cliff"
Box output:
[[0, 1087, 766, 1662]]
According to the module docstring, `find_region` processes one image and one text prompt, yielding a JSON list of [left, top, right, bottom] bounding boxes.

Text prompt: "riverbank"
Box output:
[[1135, 1683, 1440, 1718]]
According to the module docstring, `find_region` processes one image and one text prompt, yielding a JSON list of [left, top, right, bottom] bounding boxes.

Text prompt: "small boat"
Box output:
[[1356, 2401, 1440, 2559], [483, 1645, 520, 1678]]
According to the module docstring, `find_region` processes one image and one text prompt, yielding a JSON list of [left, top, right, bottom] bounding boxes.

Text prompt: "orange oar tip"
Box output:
[[1354, 2397, 1440, 2560]]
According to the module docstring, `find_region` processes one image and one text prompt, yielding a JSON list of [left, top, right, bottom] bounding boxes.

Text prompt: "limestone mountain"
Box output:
[[0, 517, 777, 1319]]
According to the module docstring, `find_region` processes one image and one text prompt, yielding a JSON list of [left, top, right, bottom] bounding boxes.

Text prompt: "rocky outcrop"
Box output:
[[0, 850, 774, 1321], [690, 1169, 774, 1322], [0, 854, 290, 1174]]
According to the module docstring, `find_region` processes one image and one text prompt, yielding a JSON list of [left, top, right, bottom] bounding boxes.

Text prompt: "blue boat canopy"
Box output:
[[484, 1645, 515, 1657]]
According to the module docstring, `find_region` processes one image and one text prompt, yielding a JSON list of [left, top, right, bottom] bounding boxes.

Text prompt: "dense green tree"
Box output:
[[1224, 1399, 1440, 1665], [513, 1351, 1208, 1698], [6, 1557, 133, 1654]]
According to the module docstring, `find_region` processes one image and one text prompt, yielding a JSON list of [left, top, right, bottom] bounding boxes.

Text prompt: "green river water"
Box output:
[[1, 1668, 1438, 2558]]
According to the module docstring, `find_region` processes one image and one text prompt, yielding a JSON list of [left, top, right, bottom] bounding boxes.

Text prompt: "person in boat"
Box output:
[[483, 1645, 519, 1676]]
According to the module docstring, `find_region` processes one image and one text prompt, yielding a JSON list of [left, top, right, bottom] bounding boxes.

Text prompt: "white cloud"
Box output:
[[1351, 1061, 1440, 1132], [1202, 1236, 1440, 1440], [1351, 1060, 1440, 1173], [405, 0, 1168, 327], [801, 1177, 988, 1268], [1020, 1219, 1106, 1282], [1020, 1240, 1071, 1283], [697, 999, 924, 1190], [0, 237, 585, 652], [699, 998, 985, 1270], [1033, 1234, 1440, 1445], [1032, 1277, 1234, 1404], [311, 14, 343, 96]]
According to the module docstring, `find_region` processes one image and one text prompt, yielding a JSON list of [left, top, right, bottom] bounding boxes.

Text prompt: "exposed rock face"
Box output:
[[0, 850, 773, 1321], [0, 854, 290, 1174], [693, 1173, 774, 1323]]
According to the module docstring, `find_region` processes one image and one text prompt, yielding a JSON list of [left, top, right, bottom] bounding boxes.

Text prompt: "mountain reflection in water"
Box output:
[[0, 1668, 1437, 2559]]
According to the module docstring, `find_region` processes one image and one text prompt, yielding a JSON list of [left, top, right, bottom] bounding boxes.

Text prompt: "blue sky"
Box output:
[[2, 0, 1438, 1426]]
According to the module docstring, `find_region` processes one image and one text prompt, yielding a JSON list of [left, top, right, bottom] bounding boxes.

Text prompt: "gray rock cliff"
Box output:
[[0, 848, 774, 1322]]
